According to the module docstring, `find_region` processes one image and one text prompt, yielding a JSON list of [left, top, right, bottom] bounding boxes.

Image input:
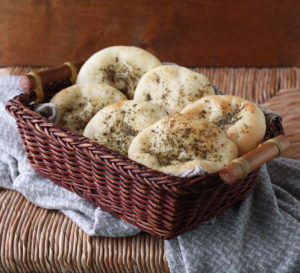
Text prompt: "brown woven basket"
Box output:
[[5, 64, 283, 239]]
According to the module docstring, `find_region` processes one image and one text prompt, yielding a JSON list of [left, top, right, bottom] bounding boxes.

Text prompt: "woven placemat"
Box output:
[[0, 67, 299, 273]]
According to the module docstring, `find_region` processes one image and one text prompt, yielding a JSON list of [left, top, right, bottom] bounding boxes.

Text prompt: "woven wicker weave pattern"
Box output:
[[0, 189, 168, 273], [1, 67, 299, 272], [261, 88, 300, 160], [6, 67, 283, 239], [195, 67, 300, 104]]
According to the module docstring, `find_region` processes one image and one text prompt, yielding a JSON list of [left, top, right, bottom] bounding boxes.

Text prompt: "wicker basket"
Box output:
[[5, 65, 283, 239]]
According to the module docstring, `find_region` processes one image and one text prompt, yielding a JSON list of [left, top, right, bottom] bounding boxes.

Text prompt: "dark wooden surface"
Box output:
[[0, 0, 300, 67]]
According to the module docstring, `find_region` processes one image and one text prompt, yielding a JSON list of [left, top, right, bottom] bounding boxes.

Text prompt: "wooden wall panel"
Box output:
[[0, 0, 299, 66]]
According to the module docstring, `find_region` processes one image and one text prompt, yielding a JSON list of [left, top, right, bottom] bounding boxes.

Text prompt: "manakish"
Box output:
[[76, 46, 161, 99], [83, 100, 168, 156], [50, 83, 126, 134], [128, 114, 238, 175], [134, 65, 215, 114], [181, 95, 266, 155]]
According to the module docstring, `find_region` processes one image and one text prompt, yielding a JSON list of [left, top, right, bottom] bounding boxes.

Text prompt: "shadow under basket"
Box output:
[[6, 75, 283, 239]]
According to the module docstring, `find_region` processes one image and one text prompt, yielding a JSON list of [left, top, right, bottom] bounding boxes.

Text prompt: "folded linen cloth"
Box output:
[[1, 75, 299, 273]]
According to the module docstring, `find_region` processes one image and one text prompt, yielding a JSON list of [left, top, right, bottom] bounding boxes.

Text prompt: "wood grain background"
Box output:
[[1, 0, 300, 67]]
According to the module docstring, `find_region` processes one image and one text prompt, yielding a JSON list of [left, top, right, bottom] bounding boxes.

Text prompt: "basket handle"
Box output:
[[219, 135, 290, 184], [19, 60, 84, 93]]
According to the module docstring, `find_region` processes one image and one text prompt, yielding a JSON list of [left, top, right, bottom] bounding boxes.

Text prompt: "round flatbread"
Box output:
[[181, 95, 266, 155], [76, 46, 161, 99], [128, 114, 238, 175], [50, 83, 127, 134], [134, 65, 215, 114], [83, 100, 168, 155]]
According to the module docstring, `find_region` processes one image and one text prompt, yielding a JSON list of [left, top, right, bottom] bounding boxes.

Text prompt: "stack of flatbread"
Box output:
[[50, 46, 266, 176]]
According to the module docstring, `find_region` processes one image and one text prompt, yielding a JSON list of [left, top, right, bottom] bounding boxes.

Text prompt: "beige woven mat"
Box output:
[[0, 67, 299, 273]]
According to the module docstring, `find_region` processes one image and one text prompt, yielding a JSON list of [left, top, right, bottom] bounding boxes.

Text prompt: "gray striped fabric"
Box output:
[[165, 158, 300, 273], [1, 76, 299, 272]]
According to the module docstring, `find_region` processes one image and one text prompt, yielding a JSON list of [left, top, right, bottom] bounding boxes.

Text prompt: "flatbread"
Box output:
[[83, 100, 168, 155], [128, 114, 238, 175], [134, 65, 215, 113], [181, 95, 266, 155], [50, 83, 126, 134], [76, 46, 161, 99]]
